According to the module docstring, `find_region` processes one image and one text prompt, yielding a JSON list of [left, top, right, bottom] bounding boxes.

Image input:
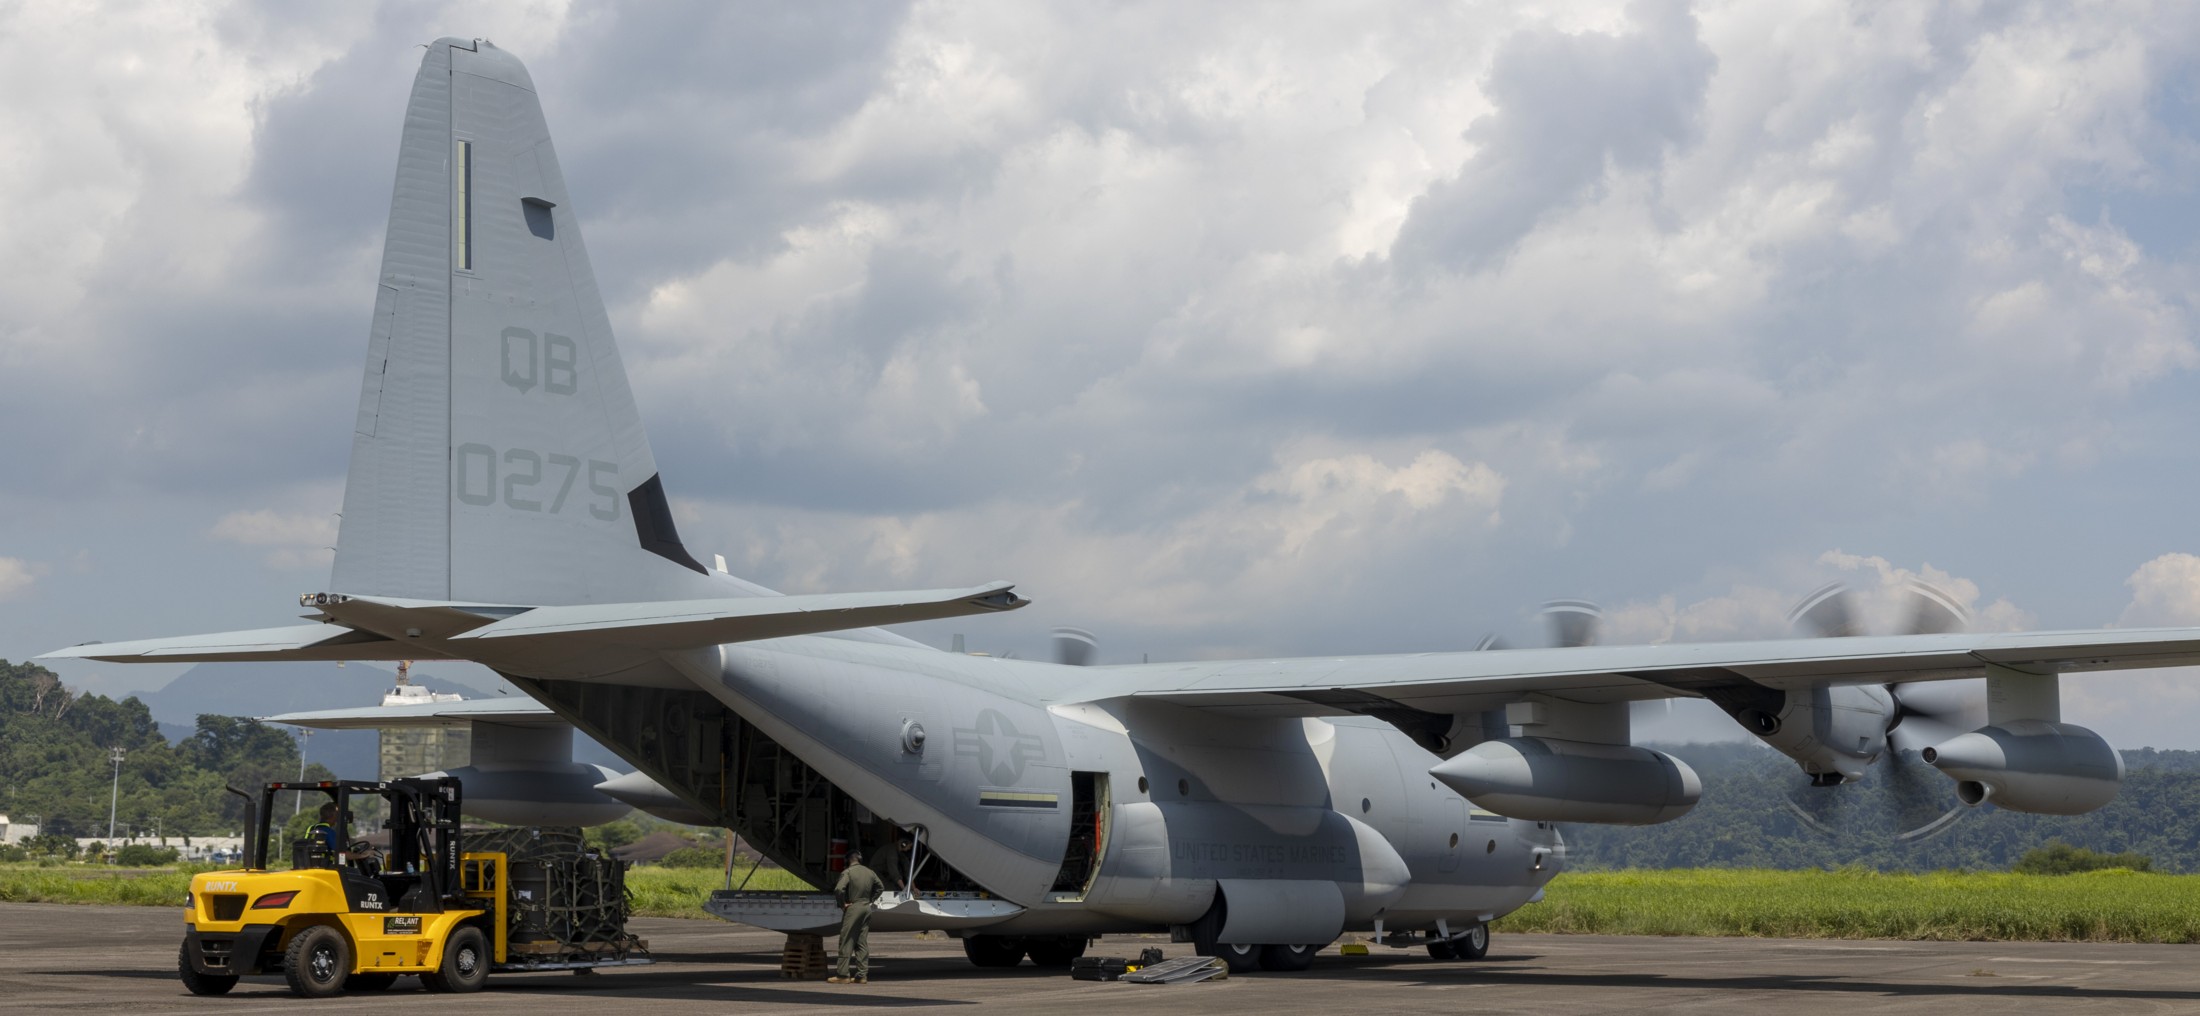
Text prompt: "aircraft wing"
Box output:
[[263, 698, 566, 730], [39, 582, 1026, 666], [1115, 626, 2200, 718], [36, 624, 427, 663], [440, 581, 1025, 651]]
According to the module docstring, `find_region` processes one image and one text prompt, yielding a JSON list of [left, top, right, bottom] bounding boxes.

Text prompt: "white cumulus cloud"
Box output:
[[0, 558, 38, 601], [2118, 553, 2200, 627], [210, 508, 339, 571]]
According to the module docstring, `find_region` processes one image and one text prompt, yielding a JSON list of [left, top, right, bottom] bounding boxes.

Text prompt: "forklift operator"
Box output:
[[309, 803, 341, 856], [303, 800, 378, 872]]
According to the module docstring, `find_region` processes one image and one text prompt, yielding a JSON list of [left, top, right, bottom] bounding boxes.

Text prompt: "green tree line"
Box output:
[[1564, 741, 2200, 872], [0, 660, 331, 842]]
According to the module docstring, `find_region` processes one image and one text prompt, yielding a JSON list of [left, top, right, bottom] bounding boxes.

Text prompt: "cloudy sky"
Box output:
[[9, 1, 2200, 746]]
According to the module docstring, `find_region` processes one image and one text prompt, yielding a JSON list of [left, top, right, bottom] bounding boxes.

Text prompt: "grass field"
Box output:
[[0, 865, 200, 907], [1493, 868, 2200, 942], [0, 862, 813, 918], [624, 864, 815, 918], [10, 863, 2196, 942]]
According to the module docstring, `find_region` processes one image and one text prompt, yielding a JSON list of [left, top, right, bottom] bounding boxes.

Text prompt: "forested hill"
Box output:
[[1563, 741, 2200, 872], [0, 660, 331, 839]]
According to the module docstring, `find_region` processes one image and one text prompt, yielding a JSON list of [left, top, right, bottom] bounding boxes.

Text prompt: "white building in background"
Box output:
[[0, 815, 38, 845], [173, 836, 246, 862]]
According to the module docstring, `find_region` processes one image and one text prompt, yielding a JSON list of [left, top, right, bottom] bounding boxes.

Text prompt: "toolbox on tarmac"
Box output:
[[1070, 956, 1132, 981], [1071, 947, 1170, 982]]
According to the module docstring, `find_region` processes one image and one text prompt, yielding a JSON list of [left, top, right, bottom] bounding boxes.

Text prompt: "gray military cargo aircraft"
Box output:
[[44, 38, 2200, 973]]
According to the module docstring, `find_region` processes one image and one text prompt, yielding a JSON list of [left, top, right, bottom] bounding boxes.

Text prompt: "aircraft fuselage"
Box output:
[[650, 634, 1562, 938]]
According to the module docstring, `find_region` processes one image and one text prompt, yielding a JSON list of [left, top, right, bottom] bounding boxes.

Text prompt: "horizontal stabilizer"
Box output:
[[448, 581, 1027, 651], [36, 624, 417, 664], [44, 581, 1026, 671], [263, 698, 565, 730]]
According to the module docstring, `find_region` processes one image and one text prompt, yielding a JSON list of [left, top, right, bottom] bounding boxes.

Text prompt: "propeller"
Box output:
[[1887, 680, 1987, 752], [1784, 578, 1984, 750], [1052, 627, 1097, 667], [1477, 600, 1676, 728], [1782, 745, 1968, 844], [1474, 600, 1604, 652], [1788, 579, 1968, 639], [1543, 599, 1601, 648], [1781, 578, 1983, 844]]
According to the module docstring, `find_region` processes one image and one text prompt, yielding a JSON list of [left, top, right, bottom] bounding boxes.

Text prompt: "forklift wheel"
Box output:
[[421, 927, 489, 994], [176, 941, 238, 996], [284, 925, 352, 998]]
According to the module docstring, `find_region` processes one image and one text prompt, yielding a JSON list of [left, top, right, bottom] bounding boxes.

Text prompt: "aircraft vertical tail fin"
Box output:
[[334, 38, 720, 606]]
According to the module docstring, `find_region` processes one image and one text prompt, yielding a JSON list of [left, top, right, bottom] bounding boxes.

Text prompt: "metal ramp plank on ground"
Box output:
[[704, 890, 1024, 936], [1119, 956, 1227, 984]]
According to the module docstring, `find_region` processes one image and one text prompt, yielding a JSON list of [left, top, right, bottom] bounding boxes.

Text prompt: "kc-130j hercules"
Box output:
[[46, 38, 2200, 973]]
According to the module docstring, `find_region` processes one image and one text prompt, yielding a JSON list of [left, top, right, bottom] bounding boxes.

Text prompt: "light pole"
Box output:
[[293, 728, 313, 816], [106, 747, 126, 849]]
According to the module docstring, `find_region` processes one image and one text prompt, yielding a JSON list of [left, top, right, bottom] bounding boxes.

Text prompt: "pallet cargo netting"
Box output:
[[462, 826, 647, 964]]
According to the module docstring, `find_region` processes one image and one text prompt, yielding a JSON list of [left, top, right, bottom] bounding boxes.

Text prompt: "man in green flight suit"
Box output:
[[827, 851, 885, 984]]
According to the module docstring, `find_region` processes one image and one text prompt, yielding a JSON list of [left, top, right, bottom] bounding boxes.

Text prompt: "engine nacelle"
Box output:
[[595, 769, 717, 825], [1714, 684, 1893, 783], [1428, 737, 1701, 825], [1922, 720, 2123, 815], [425, 763, 632, 827]]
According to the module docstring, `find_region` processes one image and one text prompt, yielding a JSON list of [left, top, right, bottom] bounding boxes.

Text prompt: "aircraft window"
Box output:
[[454, 139, 473, 270], [1486, 839, 1497, 853], [1176, 778, 1189, 797], [1449, 833, 1459, 848], [1137, 776, 1149, 795], [1360, 797, 1371, 814]]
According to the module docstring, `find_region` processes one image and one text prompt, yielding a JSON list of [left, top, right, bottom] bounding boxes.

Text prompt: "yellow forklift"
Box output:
[[178, 776, 646, 998]]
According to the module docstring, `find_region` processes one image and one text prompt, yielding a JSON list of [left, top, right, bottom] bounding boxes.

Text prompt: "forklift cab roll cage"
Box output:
[[235, 777, 467, 911]]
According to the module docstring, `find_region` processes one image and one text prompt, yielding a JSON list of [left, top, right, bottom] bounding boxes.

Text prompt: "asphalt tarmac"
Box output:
[[4, 902, 2196, 1015]]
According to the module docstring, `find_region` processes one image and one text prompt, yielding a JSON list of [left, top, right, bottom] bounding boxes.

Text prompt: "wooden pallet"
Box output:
[[507, 937, 650, 957], [779, 933, 828, 980]]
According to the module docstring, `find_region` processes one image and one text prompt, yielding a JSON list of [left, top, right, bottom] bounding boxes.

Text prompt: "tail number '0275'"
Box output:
[[454, 445, 618, 520]]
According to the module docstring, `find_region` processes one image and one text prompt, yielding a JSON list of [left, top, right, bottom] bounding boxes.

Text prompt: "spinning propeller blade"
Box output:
[[1783, 578, 1981, 843], [1052, 626, 1097, 667]]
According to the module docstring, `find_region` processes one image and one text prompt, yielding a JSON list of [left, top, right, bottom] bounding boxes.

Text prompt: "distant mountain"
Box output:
[[128, 660, 625, 778]]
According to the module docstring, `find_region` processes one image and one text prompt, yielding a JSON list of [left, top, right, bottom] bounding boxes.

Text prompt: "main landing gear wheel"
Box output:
[[422, 926, 489, 993], [1209, 941, 1262, 973], [1186, 894, 1262, 973], [1426, 923, 1489, 960], [1258, 943, 1319, 972], [284, 925, 351, 998], [962, 935, 1027, 968], [177, 941, 237, 996]]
